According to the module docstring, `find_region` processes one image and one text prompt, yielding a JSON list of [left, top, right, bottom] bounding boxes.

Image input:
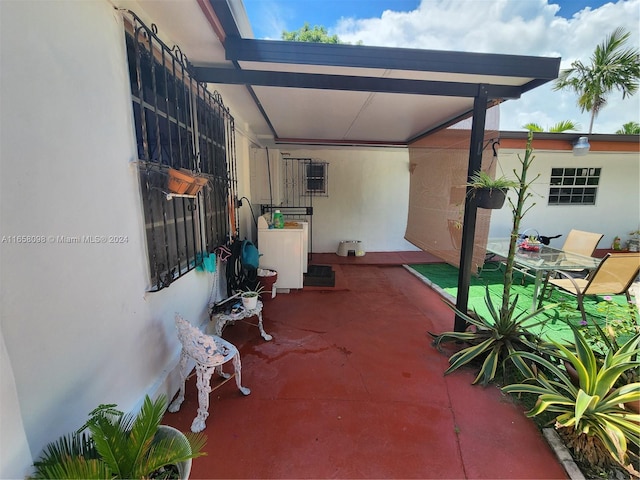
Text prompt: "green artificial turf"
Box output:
[[409, 262, 634, 345]]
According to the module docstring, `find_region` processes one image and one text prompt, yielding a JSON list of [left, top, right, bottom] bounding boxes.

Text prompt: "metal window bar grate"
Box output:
[[126, 11, 237, 291], [260, 157, 328, 256]]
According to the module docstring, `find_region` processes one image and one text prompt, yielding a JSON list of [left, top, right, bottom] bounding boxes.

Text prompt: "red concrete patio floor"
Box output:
[[162, 253, 567, 479]]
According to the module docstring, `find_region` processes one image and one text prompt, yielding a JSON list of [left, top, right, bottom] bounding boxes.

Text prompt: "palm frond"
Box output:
[[32, 456, 112, 479], [33, 395, 206, 479]]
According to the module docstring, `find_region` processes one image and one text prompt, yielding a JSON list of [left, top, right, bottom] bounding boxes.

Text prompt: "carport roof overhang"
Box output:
[[196, 0, 561, 330], [193, 0, 560, 146]]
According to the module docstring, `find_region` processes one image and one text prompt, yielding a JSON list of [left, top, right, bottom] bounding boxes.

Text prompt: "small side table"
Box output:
[[211, 301, 273, 341]]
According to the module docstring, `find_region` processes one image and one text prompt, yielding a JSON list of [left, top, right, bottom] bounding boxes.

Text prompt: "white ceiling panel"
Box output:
[[131, 0, 560, 147]]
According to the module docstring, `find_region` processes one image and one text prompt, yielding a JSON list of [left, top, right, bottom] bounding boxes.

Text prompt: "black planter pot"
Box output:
[[473, 188, 507, 209]]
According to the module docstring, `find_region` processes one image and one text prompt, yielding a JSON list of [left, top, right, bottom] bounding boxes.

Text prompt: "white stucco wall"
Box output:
[[489, 148, 640, 249], [0, 329, 33, 479], [0, 1, 224, 475], [265, 147, 420, 253]]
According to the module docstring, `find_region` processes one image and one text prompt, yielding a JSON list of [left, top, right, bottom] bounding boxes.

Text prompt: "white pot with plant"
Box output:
[[241, 286, 264, 310]]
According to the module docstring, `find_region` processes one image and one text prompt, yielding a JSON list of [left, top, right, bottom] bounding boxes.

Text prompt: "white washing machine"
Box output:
[[257, 216, 308, 290]]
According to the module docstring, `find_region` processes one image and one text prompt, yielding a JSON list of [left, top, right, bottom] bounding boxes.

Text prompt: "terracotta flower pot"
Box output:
[[168, 168, 195, 194], [184, 175, 208, 195]]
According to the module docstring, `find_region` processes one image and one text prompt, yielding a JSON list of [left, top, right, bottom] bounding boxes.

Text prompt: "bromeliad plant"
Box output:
[[432, 131, 551, 385], [503, 325, 640, 476]]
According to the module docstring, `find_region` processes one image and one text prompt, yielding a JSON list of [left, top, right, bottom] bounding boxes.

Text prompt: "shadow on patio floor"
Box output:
[[161, 252, 567, 479]]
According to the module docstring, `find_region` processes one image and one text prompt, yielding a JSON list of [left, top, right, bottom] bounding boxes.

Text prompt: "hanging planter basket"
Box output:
[[184, 175, 208, 195], [167, 168, 207, 196], [473, 188, 507, 209], [168, 168, 195, 194]]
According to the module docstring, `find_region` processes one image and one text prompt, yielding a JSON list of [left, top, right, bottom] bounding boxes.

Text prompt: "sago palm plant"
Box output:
[[31, 395, 206, 479], [502, 325, 640, 476]]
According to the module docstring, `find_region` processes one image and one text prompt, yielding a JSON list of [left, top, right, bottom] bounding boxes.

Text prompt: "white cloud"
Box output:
[[246, 0, 291, 40], [333, 0, 640, 133]]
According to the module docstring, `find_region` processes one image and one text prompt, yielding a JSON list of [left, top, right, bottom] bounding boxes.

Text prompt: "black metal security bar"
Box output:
[[259, 157, 328, 256], [125, 11, 237, 291]]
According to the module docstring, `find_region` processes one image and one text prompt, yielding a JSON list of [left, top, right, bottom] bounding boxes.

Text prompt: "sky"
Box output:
[[242, 0, 640, 134]]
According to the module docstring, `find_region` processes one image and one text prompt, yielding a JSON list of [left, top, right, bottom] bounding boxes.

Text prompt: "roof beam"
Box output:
[[224, 37, 561, 81], [191, 66, 523, 99]]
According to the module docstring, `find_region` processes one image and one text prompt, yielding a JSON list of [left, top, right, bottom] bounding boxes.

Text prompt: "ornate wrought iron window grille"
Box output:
[[124, 12, 238, 291], [303, 161, 329, 196]]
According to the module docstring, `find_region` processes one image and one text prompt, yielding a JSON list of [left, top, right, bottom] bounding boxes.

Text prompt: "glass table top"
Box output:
[[486, 238, 601, 272]]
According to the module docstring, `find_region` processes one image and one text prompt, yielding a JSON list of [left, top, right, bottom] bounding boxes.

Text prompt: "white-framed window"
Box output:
[[548, 167, 600, 205]]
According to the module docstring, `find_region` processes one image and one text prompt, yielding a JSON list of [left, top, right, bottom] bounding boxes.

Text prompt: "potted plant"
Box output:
[[467, 170, 519, 209], [30, 395, 206, 479], [167, 168, 207, 196], [240, 285, 264, 310]]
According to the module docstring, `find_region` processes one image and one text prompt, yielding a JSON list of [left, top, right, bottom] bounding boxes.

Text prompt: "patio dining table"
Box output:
[[485, 238, 602, 311]]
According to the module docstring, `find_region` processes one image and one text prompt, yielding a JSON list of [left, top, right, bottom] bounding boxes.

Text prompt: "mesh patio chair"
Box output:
[[545, 253, 640, 324], [555, 229, 604, 278], [561, 229, 604, 257], [169, 314, 250, 432], [539, 229, 604, 292]]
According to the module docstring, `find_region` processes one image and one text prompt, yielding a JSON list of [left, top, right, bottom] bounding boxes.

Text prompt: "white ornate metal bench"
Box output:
[[169, 314, 250, 432]]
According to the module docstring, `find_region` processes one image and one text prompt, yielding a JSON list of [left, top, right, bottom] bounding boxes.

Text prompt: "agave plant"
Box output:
[[31, 395, 206, 479], [432, 288, 557, 385], [502, 325, 640, 475]]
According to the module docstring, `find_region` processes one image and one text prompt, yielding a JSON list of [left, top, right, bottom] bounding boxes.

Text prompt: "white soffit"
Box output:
[[128, 0, 559, 146]]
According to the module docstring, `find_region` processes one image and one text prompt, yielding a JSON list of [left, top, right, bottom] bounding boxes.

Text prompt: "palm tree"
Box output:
[[523, 123, 544, 132], [553, 27, 640, 134], [522, 120, 581, 132], [616, 121, 640, 134]]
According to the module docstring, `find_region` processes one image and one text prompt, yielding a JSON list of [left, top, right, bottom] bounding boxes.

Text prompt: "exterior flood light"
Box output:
[[573, 136, 590, 156]]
